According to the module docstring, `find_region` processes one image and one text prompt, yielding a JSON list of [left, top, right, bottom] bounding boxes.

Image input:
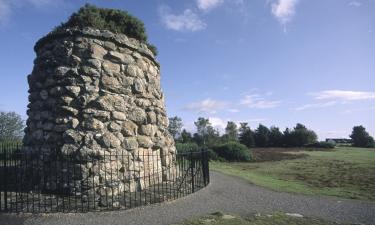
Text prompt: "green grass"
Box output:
[[176, 212, 343, 225], [211, 146, 375, 201]]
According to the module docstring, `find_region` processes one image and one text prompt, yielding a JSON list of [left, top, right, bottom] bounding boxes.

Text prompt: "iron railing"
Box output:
[[0, 143, 209, 213]]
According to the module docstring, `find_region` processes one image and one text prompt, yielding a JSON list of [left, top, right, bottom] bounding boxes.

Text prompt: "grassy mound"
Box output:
[[54, 4, 157, 55]]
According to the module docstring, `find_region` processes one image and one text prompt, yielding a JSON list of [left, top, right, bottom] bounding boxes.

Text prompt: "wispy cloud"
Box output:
[[197, 0, 224, 11], [0, 0, 11, 26], [295, 101, 337, 111], [271, 0, 299, 28], [209, 117, 227, 130], [313, 90, 375, 101], [227, 108, 239, 113], [240, 94, 281, 109], [159, 6, 206, 32], [348, 1, 362, 7], [184, 98, 227, 114]]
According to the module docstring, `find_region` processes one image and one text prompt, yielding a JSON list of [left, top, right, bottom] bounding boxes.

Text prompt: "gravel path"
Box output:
[[1, 171, 375, 225]]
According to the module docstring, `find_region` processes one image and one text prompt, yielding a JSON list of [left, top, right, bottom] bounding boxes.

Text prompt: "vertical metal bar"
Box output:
[[190, 151, 195, 193], [156, 150, 160, 202], [92, 154, 96, 211], [151, 152, 155, 204], [121, 150, 126, 209], [80, 157, 84, 212], [104, 150, 108, 210], [128, 152, 132, 209], [4, 144, 7, 211], [109, 150, 113, 210]]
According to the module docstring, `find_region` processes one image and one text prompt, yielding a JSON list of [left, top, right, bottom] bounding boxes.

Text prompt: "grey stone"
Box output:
[[43, 122, 54, 131], [40, 90, 49, 100], [60, 106, 79, 116], [133, 80, 145, 93], [126, 64, 143, 77], [49, 86, 64, 96], [139, 124, 156, 136], [65, 86, 81, 97], [82, 118, 104, 130], [137, 136, 153, 148], [112, 111, 126, 121], [123, 137, 138, 150], [102, 61, 120, 74], [86, 58, 101, 70], [108, 122, 121, 132], [63, 129, 83, 143], [107, 51, 134, 64], [90, 44, 107, 59], [128, 107, 146, 124], [97, 132, 121, 148], [61, 144, 78, 155], [121, 121, 138, 137], [147, 111, 157, 124]]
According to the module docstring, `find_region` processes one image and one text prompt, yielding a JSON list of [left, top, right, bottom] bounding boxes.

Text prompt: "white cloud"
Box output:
[[160, 6, 206, 32], [0, 0, 11, 26], [294, 101, 337, 111], [197, 0, 224, 11], [348, 1, 362, 7], [228, 109, 240, 113], [240, 94, 281, 109], [313, 90, 375, 101], [271, 0, 299, 26], [184, 98, 227, 114], [209, 117, 227, 130]]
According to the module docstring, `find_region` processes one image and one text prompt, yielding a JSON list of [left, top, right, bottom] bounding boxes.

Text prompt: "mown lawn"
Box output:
[[211, 147, 375, 201], [175, 212, 343, 225]]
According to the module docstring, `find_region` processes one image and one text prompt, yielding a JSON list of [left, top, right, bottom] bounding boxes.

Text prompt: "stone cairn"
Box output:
[[23, 27, 176, 207]]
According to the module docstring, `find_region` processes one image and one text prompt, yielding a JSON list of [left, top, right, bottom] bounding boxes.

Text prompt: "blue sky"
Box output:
[[0, 0, 374, 139]]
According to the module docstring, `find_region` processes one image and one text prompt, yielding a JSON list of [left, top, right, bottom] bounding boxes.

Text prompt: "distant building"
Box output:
[[326, 138, 352, 144]]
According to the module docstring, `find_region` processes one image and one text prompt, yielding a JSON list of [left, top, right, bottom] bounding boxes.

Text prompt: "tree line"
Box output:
[[168, 116, 375, 148], [0, 111, 373, 148]]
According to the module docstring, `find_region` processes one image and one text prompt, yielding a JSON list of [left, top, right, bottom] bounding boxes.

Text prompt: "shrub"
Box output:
[[213, 142, 251, 162], [175, 142, 199, 154], [53, 4, 158, 55], [207, 149, 223, 161], [306, 141, 335, 149]]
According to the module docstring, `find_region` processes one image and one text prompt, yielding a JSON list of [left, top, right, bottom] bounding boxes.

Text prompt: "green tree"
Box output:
[[238, 123, 255, 148], [350, 125, 375, 148], [0, 111, 25, 142], [179, 129, 193, 143], [168, 116, 183, 140], [194, 118, 210, 137], [269, 126, 283, 147], [225, 121, 238, 141], [254, 124, 270, 147], [282, 128, 292, 147], [291, 123, 317, 146], [193, 117, 220, 147]]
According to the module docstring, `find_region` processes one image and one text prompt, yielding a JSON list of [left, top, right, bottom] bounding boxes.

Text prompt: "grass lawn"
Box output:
[[175, 212, 343, 225], [211, 146, 375, 201]]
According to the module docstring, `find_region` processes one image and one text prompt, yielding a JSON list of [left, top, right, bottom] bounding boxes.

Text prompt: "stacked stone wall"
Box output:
[[23, 28, 176, 206]]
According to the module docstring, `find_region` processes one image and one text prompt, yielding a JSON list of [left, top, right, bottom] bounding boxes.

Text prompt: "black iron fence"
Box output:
[[0, 143, 209, 213]]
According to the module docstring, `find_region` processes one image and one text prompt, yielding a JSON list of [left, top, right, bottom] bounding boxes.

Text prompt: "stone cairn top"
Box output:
[[35, 27, 159, 67]]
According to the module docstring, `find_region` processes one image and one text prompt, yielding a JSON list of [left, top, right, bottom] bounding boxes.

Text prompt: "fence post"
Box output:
[[3, 145, 8, 211], [190, 150, 195, 193]]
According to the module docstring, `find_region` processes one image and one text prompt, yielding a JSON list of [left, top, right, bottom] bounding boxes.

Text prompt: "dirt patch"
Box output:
[[252, 149, 308, 162]]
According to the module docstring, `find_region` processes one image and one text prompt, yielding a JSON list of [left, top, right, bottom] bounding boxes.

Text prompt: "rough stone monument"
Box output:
[[23, 5, 176, 207]]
